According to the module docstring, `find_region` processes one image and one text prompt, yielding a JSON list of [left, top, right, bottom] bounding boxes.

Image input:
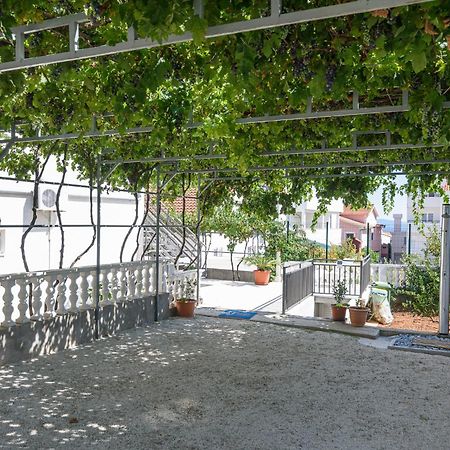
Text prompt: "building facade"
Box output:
[[0, 157, 145, 275]]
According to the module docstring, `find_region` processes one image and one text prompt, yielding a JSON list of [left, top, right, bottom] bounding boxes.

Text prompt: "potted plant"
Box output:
[[349, 297, 370, 327], [244, 254, 275, 285], [331, 280, 348, 321], [175, 278, 197, 318]]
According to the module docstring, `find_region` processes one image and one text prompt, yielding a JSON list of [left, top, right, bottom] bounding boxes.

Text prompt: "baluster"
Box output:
[[56, 275, 67, 315], [143, 264, 150, 296], [90, 270, 98, 307], [1, 279, 15, 326], [79, 271, 89, 310], [68, 272, 79, 313], [110, 268, 119, 303], [31, 277, 43, 320], [161, 264, 169, 293], [150, 264, 156, 295], [135, 266, 143, 297], [43, 275, 56, 318], [101, 269, 111, 305], [16, 278, 29, 324], [119, 267, 127, 300], [127, 268, 136, 300]]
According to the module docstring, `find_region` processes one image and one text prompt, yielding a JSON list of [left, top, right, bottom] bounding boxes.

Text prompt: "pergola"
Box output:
[[0, 0, 448, 336]]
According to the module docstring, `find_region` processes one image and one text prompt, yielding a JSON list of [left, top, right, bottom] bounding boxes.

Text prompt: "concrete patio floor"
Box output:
[[199, 279, 314, 316], [0, 316, 449, 449]]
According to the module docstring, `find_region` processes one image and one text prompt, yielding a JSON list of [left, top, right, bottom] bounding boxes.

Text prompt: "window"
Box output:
[[0, 230, 5, 256], [403, 237, 407, 245], [371, 232, 374, 241], [345, 232, 355, 240], [421, 213, 434, 223]]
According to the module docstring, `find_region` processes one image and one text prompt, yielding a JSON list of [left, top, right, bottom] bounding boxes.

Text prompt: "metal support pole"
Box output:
[[196, 175, 202, 303], [154, 165, 161, 323], [408, 223, 412, 255], [366, 222, 370, 255], [94, 152, 102, 339], [439, 204, 450, 336], [325, 221, 329, 261], [286, 219, 290, 242], [281, 264, 286, 315]]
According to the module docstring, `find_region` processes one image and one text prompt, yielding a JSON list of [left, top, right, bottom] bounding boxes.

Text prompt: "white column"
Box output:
[[101, 269, 111, 305], [31, 277, 43, 320], [43, 276, 56, 319], [56, 276, 67, 315], [68, 273, 79, 313], [439, 204, 450, 335], [119, 267, 127, 300], [135, 266, 143, 297], [16, 279, 29, 324], [79, 271, 89, 310], [127, 268, 136, 300], [1, 279, 15, 326], [110, 268, 119, 303]]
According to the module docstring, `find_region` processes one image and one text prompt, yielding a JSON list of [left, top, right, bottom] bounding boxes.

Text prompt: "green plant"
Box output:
[[178, 277, 197, 302], [332, 280, 348, 307], [244, 254, 275, 271], [329, 239, 359, 260], [396, 228, 441, 317]]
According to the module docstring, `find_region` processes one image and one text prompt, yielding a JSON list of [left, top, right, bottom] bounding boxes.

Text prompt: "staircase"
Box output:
[[142, 206, 199, 268]]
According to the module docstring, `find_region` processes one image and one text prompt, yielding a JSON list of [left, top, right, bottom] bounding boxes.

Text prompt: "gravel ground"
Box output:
[[1, 317, 449, 450]]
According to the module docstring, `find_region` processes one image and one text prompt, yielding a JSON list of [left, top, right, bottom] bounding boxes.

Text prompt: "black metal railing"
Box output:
[[282, 262, 314, 314], [282, 256, 371, 313]]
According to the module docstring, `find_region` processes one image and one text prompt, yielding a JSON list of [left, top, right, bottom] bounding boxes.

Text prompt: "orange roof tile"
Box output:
[[341, 205, 379, 224]]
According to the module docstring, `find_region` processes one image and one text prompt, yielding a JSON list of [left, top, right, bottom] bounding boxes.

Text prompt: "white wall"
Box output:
[[0, 158, 145, 275]]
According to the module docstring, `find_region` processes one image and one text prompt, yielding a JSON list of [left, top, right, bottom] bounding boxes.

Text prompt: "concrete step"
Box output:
[[197, 307, 380, 339]]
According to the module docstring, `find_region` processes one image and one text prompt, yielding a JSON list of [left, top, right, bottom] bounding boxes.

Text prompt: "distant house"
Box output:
[[287, 197, 344, 246], [340, 206, 391, 258]]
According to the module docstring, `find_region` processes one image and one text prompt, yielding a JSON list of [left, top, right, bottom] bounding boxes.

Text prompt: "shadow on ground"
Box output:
[[0, 317, 449, 449]]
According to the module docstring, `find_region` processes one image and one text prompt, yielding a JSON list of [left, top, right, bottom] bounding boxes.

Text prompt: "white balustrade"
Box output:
[[68, 273, 79, 313], [2, 279, 15, 326], [44, 276, 55, 319], [135, 267, 143, 297], [371, 264, 406, 288], [110, 268, 119, 303], [127, 268, 136, 300], [0, 259, 190, 328], [56, 275, 67, 315], [16, 279, 29, 324], [31, 277, 43, 320], [119, 267, 127, 301], [79, 271, 89, 310], [101, 269, 111, 306]]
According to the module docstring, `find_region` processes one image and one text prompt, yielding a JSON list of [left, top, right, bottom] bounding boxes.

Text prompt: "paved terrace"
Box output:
[[1, 316, 449, 449]]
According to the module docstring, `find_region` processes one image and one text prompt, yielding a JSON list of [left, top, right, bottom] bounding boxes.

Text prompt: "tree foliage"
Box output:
[[0, 1, 449, 222]]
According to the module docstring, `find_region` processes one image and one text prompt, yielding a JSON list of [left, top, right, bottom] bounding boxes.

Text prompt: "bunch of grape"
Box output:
[[325, 66, 336, 92]]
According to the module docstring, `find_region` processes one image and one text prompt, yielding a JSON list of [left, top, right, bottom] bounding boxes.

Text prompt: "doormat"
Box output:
[[218, 310, 257, 320]]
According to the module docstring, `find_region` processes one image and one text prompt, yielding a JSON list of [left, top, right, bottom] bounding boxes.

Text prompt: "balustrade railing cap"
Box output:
[[0, 258, 167, 283]]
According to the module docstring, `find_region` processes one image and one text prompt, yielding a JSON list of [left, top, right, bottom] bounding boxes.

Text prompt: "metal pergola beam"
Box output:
[[0, 0, 433, 73], [207, 170, 450, 182], [5, 89, 445, 146], [164, 158, 450, 176]]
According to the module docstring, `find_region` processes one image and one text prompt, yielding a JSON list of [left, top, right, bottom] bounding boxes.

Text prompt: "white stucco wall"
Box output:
[[0, 158, 145, 275]]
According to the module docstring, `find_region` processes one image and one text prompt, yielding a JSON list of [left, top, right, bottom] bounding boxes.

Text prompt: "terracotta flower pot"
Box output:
[[349, 307, 369, 327], [254, 270, 271, 285], [175, 299, 196, 318], [331, 304, 347, 321]]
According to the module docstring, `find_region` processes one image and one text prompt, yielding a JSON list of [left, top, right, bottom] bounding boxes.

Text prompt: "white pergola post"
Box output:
[[439, 204, 450, 336]]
